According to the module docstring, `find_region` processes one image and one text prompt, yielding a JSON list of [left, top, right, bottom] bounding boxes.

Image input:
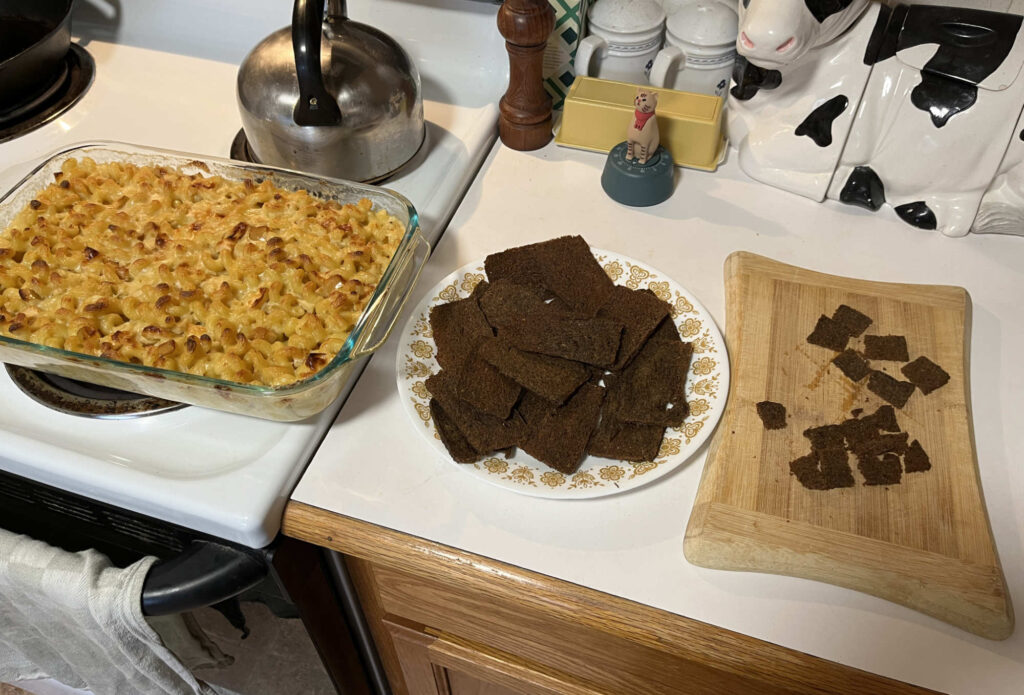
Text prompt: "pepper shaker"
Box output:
[[497, 0, 556, 151]]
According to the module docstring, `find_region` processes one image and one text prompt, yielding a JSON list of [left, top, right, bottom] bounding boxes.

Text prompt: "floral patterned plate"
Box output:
[[395, 249, 729, 499]]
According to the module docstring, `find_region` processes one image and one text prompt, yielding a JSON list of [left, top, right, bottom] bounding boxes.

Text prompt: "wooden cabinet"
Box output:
[[283, 502, 937, 695]]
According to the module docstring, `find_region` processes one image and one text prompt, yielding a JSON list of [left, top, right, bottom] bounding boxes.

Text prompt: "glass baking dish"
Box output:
[[0, 141, 430, 421]]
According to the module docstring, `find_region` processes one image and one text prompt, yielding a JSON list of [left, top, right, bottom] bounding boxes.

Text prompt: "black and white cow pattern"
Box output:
[[729, 0, 1024, 237]]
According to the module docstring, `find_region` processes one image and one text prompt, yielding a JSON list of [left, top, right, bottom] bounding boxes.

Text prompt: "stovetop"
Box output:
[[0, 0, 506, 547]]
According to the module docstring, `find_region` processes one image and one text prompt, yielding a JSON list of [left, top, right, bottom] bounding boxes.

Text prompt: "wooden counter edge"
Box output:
[[282, 500, 937, 695]]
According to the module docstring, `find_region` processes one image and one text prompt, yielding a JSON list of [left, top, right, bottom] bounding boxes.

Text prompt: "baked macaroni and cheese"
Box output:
[[0, 158, 404, 386]]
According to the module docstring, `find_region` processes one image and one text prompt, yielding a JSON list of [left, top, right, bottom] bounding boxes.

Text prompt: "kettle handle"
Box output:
[[292, 0, 342, 126]]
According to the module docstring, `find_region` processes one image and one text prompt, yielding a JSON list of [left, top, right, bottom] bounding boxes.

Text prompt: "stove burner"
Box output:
[[6, 365, 186, 419], [0, 44, 95, 144], [228, 128, 411, 184]]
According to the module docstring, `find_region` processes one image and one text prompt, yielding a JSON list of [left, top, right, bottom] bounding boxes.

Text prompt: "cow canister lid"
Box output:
[[589, 0, 665, 34], [666, 0, 738, 48]]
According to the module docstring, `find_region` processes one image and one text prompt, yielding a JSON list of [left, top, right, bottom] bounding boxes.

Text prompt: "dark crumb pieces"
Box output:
[[857, 452, 902, 486], [904, 439, 932, 473], [832, 304, 873, 337], [851, 408, 864, 417], [756, 401, 787, 430], [863, 335, 909, 362], [807, 315, 850, 352], [867, 370, 916, 408], [864, 404, 899, 432], [901, 356, 950, 395], [832, 348, 870, 382]]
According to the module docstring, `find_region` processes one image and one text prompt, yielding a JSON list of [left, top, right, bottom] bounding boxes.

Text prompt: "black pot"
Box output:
[[0, 0, 74, 108]]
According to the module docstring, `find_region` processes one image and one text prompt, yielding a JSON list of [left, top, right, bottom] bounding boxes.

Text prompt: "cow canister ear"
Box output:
[[650, 92, 658, 106]]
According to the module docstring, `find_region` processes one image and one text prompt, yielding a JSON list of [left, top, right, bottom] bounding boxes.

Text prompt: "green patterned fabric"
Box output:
[[543, 0, 588, 110]]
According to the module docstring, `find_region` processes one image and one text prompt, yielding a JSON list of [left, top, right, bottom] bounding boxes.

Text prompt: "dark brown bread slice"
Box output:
[[520, 384, 606, 474], [500, 313, 623, 367], [864, 335, 910, 362], [790, 453, 827, 490], [477, 336, 588, 404], [597, 286, 672, 370], [867, 370, 915, 408], [606, 340, 692, 426], [429, 399, 481, 463], [425, 371, 525, 452], [863, 404, 900, 432], [755, 401, 787, 430], [850, 432, 909, 457], [818, 448, 855, 488], [429, 294, 493, 370], [857, 452, 902, 486], [901, 356, 950, 395], [456, 347, 522, 419], [516, 389, 556, 430], [832, 348, 870, 382], [831, 304, 872, 337], [477, 279, 567, 331], [649, 316, 682, 343], [904, 439, 932, 473], [485, 236, 614, 316], [807, 315, 849, 351], [587, 416, 664, 462], [803, 424, 845, 450]]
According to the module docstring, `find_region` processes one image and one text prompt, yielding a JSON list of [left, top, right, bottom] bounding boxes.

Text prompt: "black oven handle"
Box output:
[[141, 540, 268, 616]]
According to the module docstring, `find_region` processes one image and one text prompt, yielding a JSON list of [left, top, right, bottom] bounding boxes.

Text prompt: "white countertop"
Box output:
[[291, 139, 1024, 694]]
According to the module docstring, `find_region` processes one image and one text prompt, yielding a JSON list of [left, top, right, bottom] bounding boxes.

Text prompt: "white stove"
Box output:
[[0, 0, 507, 547]]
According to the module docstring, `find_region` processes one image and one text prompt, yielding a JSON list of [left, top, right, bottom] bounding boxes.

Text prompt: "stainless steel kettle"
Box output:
[[236, 0, 425, 183]]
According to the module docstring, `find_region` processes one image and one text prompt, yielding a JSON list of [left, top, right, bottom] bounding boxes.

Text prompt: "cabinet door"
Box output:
[[383, 620, 602, 695]]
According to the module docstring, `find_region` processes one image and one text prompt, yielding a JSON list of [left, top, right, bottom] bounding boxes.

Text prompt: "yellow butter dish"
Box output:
[[555, 76, 726, 171]]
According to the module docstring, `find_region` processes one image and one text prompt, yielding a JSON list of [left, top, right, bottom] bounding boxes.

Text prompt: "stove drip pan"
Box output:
[[6, 365, 186, 419], [0, 44, 95, 144]]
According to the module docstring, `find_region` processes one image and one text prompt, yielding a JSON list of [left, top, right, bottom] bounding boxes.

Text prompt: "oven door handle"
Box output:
[[141, 540, 267, 616]]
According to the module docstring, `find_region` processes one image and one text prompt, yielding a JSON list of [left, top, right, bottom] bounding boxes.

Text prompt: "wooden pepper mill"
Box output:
[[497, 0, 556, 151]]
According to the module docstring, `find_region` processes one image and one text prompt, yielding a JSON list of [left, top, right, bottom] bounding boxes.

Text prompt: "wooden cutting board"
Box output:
[[684, 252, 1013, 640]]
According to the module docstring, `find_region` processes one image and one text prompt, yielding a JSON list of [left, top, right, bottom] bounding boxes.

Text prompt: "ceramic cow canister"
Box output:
[[728, 0, 1024, 237]]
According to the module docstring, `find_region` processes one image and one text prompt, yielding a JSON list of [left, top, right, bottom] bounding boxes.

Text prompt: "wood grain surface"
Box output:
[[685, 251, 1013, 640], [284, 501, 936, 694]]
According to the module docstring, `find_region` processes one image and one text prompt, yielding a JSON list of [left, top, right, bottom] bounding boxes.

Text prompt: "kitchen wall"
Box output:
[[72, 0, 507, 105]]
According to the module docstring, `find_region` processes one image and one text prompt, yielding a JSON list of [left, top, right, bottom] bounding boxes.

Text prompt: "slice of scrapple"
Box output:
[[606, 339, 693, 427], [831, 304, 873, 337], [477, 336, 588, 404], [864, 335, 910, 362], [901, 356, 950, 395], [596, 285, 671, 370], [456, 347, 521, 419], [756, 401, 787, 430], [429, 293, 493, 370], [904, 439, 932, 473], [485, 236, 614, 316], [857, 452, 902, 486], [867, 370, 916, 408], [501, 313, 623, 367], [807, 315, 850, 351], [520, 384, 606, 474], [477, 279, 568, 331], [649, 316, 682, 343], [426, 371, 525, 453], [588, 416, 665, 462], [832, 348, 870, 382], [429, 399, 481, 464]]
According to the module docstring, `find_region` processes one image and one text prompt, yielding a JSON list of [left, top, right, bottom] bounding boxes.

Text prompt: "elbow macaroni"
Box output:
[[0, 158, 403, 386]]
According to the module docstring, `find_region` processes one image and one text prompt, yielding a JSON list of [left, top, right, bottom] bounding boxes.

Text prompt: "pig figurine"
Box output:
[[626, 89, 660, 165]]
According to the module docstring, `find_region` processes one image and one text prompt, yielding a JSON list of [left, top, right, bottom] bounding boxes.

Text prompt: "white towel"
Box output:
[[0, 528, 217, 695]]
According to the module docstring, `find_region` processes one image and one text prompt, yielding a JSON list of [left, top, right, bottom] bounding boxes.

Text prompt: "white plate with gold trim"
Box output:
[[395, 249, 729, 499]]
